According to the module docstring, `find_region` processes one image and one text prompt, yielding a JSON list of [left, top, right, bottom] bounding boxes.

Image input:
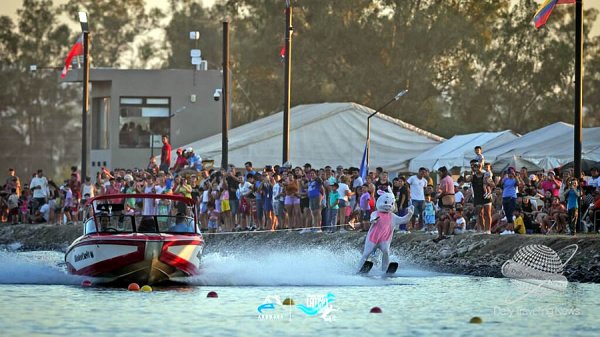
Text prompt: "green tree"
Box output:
[[0, 0, 81, 180], [62, 0, 164, 68]]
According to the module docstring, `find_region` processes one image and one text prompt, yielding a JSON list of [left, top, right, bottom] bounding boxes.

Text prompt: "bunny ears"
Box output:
[[376, 186, 394, 195]]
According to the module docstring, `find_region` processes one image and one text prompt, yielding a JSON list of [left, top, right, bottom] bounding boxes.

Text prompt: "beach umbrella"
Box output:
[[558, 159, 600, 175], [491, 156, 543, 174]]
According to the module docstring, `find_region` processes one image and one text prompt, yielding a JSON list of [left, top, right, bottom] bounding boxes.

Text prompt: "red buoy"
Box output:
[[127, 283, 140, 291], [81, 280, 93, 287], [207, 291, 218, 298], [370, 307, 382, 313]]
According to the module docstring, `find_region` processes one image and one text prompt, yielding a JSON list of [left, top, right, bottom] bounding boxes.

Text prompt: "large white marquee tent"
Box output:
[[485, 122, 600, 170], [408, 130, 518, 172], [178, 102, 444, 172]]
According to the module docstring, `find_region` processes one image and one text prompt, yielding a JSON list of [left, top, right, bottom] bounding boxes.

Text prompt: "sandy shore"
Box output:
[[1, 224, 599, 283]]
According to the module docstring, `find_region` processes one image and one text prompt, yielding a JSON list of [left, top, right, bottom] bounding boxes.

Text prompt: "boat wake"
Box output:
[[0, 247, 443, 287], [0, 250, 85, 285], [187, 246, 442, 287]]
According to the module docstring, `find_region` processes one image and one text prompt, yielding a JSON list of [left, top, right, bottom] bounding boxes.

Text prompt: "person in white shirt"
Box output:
[[452, 208, 467, 234], [30, 169, 48, 211], [454, 183, 465, 205], [589, 168, 599, 192], [406, 168, 428, 229], [32, 201, 50, 223], [272, 173, 285, 230]]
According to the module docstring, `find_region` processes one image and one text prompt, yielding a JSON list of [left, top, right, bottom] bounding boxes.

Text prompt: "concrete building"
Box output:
[[61, 68, 222, 178]]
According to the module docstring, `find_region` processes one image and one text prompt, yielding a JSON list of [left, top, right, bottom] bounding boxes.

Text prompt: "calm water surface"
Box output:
[[0, 249, 597, 336]]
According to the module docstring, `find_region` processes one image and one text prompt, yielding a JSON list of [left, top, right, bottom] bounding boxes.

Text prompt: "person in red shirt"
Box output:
[[539, 171, 561, 197], [160, 135, 171, 173]]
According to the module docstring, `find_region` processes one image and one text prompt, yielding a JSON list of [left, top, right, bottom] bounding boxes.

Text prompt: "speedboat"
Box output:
[[65, 194, 205, 286]]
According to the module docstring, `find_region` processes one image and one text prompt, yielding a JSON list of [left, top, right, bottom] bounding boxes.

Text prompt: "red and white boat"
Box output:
[[65, 194, 205, 286]]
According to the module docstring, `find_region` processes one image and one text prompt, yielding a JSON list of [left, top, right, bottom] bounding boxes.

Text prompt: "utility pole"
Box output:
[[282, 2, 293, 164]]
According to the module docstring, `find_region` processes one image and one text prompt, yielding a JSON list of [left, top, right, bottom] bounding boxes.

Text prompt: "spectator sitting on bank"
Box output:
[[451, 207, 466, 235], [513, 208, 525, 234], [31, 200, 50, 223]]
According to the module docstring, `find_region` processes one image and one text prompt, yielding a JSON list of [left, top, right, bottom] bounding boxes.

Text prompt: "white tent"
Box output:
[[177, 102, 444, 172], [407, 130, 518, 172], [486, 122, 600, 170]]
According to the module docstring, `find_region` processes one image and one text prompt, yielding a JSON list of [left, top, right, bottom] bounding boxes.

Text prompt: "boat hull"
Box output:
[[65, 234, 204, 286]]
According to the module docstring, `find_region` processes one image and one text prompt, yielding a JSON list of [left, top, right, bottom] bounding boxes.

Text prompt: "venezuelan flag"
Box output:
[[534, 0, 575, 29]]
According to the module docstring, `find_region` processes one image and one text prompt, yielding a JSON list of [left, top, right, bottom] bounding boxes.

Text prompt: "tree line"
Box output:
[[1, 0, 599, 179]]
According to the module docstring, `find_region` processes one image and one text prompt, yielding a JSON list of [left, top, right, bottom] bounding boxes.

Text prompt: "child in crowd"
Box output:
[[7, 188, 19, 224], [358, 186, 371, 232], [63, 185, 74, 225], [327, 183, 340, 233], [513, 208, 525, 234], [134, 202, 143, 216], [125, 203, 135, 215], [207, 202, 219, 236], [452, 207, 466, 235], [423, 193, 436, 233], [474, 146, 484, 168], [474, 146, 493, 199], [564, 178, 580, 235]]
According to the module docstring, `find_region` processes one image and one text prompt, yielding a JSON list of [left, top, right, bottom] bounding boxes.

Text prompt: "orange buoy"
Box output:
[[207, 291, 218, 298], [128, 283, 140, 291]]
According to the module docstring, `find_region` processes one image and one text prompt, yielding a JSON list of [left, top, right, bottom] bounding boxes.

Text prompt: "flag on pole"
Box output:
[[534, 0, 575, 29], [358, 142, 368, 182], [61, 35, 83, 78], [280, 45, 285, 62]]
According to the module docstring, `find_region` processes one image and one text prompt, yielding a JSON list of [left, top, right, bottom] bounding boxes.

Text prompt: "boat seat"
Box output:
[[138, 216, 157, 232]]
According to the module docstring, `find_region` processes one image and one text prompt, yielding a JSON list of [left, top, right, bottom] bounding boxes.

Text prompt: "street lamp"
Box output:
[[79, 11, 90, 182], [366, 89, 408, 171]]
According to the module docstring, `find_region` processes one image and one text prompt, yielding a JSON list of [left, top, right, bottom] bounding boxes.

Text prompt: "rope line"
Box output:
[[201, 223, 358, 235]]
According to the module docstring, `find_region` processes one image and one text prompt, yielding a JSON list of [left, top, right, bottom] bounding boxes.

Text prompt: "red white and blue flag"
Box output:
[[534, 0, 575, 29], [61, 35, 83, 78]]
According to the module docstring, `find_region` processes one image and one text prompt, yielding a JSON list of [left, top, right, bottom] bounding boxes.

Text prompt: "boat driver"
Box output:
[[98, 213, 113, 232], [168, 213, 193, 233]]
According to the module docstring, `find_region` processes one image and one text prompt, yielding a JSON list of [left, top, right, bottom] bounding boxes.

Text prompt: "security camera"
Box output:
[[214, 89, 222, 101]]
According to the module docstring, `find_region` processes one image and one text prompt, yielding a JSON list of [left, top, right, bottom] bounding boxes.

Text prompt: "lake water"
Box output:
[[0, 248, 598, 336]]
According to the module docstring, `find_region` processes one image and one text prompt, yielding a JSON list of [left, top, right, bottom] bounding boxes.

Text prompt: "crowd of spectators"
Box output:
[[1, 143, 599, 239]]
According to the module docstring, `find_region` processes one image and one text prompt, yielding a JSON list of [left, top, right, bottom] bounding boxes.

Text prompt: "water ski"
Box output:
[[386, 262, 398, 275], [358, 261, 374, 274]]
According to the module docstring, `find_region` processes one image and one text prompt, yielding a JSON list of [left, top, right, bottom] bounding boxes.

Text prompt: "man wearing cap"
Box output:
[[171, 148, 187, 172], [303, 163, 312, 176], [186, 148, 202, 171], [30, 169, 48, 212], [160, 135, 171, 173]]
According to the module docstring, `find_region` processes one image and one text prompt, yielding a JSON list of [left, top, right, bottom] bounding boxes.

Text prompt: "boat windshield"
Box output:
[[85, 214, 197, 234], [84, 214, 136, 234]]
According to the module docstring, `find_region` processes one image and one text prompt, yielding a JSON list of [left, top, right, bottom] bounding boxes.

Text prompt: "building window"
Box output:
[[92, 97, 110, 150], [119, 97, 170, 148]]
